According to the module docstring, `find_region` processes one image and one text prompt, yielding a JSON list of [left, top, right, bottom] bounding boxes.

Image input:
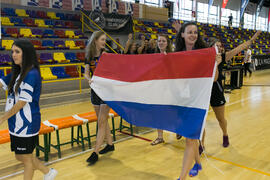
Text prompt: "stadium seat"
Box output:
[[1, 28, 10, 37], [75, 41, 86, 49], [74, 31, 88, 39], [40, 68, 57, 80], [65, 66, 79, 77], [23, 18, 37, 27], [6, 28, 19, 38], [37, 11, 49, 19], [43, 29, 57, 38], [1, 17, 14, 26], [3, 8, 17, 16], [26, 10, 38, 18], [65, 52, 78, 62], [51, 67, 70, 78], [53, 52, 70, 63], [15, 9, 29, 17], [55, 30, 66, 38], [56, 13, 66, 20], [31, 29, 43, 38], [30, 40, 46, 50], [65, 21, 76, 29], [55, 21, 65, 28], [65, 30, 79, 39], [35, 19, 49, 28], [54, 40, 67, 50], [20, 28, 36, 38], [42, 40, 54, 49], [10, 17, 25, 26], [65, 40, 80, 50], [2, 40, 14, 50], [40, 53, 53, 63], [45, 19, 54, 27], [76, 52, 85, 61], [0, 54, 12, 65], [47, 12, 60, 20]]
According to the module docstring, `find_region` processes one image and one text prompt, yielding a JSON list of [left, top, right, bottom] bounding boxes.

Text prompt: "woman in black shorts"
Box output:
[[84, 31, 115, 165], [199, 31, 261, 152]]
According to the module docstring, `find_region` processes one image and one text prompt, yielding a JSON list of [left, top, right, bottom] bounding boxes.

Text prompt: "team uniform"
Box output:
[[85, 56, 105, 105], [0, 68, 42, 154], [210, 53, 226, 107]]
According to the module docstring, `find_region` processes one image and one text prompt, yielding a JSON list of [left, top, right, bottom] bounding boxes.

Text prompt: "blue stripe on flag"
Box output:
[[106, 101, 206, 139]]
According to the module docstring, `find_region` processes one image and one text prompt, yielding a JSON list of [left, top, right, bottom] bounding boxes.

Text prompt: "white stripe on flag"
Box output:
[[91, 76, 213, 110]]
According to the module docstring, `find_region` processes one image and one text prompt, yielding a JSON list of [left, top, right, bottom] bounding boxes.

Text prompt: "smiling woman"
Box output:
[[84, 31, 115, 165]]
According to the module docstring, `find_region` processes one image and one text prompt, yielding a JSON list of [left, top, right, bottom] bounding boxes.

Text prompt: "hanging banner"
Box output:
[[73, 0, 84, 10], [109, 0, 119, 13], [268, 8, 270, 24], [21, 0, 39, 6], [240, 0, 249, 19], [256, 0, 265, 18], [50, 0, 63, 9], [125, 2, 133, 15], [84, 10, 133, 34], [92, 0, 102, 11]]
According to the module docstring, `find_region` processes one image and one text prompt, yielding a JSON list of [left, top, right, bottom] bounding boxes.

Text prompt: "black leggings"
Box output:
[[244, 63, 252, 76]]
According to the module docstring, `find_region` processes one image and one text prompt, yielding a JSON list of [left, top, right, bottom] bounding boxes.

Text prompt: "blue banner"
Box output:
[[240, 0, 249, 19]]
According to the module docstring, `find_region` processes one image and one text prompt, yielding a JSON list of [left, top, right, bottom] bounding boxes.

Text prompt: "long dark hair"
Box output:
[[9, 40, 40, 94], [175, 22, 208, 52], [156, 35, 172, 53], [85, 31, 105, 63]]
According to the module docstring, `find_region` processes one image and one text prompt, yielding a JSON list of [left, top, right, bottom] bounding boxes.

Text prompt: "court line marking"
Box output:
[[2, 87, 270, 179], [0, 129, 154, 180]]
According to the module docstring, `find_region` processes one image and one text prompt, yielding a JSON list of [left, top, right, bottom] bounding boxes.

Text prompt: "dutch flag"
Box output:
[[91, 47, 217, 139]]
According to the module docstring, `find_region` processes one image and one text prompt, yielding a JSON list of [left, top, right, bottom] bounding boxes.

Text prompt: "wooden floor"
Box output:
[[1, 69, 270, 180]]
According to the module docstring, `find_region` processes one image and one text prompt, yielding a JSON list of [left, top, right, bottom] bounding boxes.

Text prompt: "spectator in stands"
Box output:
[[244, 47, 252, 77], [124, 33, 138, 54], [138, 35, 156, 54], [85, 31, 115, 165], [0, 40, 57, 180], [113, 38, 123, 54], [228, 13, 233, 27], [150, 34, 182, 146]]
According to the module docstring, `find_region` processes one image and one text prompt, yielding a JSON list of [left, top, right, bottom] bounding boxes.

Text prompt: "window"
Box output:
[[244, 13, 254, 29], [144, 0, 159, 7], [256, 16, 267, 31], [221, 9, 239, 27]]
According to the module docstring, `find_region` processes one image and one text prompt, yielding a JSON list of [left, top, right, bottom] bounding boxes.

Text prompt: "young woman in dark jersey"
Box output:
[[85, 31, 115, 165], [199, 31, 261, 153]]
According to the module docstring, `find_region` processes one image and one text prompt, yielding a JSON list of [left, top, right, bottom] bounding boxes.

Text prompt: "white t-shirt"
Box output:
[[244, 49, 252, 63]]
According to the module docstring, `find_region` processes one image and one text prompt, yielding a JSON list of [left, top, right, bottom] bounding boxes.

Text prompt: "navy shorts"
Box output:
[[10, 134, 38, 154]]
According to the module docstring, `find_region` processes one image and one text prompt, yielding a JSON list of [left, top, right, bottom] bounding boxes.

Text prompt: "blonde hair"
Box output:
[[85, 31, 105, 62]]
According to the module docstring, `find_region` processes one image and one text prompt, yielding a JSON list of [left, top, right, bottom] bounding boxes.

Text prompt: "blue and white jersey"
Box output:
[[0, 68, 42, 137]]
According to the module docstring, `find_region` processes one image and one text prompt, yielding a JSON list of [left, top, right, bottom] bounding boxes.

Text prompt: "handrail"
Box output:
[[0, 63, 86, 97], [80, 10, 125, 51]]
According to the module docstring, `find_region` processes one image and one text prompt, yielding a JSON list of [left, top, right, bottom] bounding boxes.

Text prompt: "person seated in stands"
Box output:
[[113, 38, 123, 54], [124, 33, 138, 54], [138, 35, 156, 54]]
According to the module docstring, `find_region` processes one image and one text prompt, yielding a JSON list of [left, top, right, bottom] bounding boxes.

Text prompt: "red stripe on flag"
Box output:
[[94, 47, 216, 82]]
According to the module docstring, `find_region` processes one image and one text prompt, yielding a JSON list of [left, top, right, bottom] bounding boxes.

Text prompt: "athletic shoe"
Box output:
[[99, 144, 115, 154], [189, 163, 202, 177], [86, 152, 98, 165], [44, 168, 58, 180], [223, 136, 230, 147]]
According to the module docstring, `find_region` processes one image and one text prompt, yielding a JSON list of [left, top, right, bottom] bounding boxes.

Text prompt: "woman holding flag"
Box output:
[[84, 31, 115, 165], [175, 21, 208, 180]]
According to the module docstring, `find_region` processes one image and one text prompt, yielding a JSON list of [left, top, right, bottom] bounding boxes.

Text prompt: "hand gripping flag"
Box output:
[[91, 48, 217, 139]]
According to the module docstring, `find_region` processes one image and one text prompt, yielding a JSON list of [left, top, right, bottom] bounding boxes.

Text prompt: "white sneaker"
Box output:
[[44, 168, 58, 180]]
